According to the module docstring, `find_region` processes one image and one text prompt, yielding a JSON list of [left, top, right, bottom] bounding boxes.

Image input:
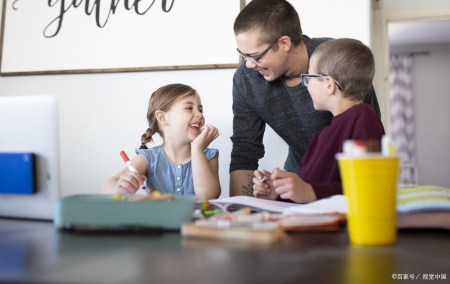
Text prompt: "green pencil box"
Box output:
[[54, 194, 196, 231]]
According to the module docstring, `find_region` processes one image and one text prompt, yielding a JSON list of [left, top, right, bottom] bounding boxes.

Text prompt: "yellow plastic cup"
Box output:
[[337, 154, 399, 245]]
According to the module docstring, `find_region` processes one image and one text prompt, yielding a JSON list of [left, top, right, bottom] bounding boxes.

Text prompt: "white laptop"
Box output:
[[0, 95, 60, 220]]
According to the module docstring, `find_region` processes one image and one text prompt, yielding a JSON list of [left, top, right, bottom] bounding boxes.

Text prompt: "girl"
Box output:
[[103, 83, 221, 200]]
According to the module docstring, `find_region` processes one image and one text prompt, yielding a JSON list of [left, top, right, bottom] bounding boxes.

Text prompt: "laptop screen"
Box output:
[[0, 95, 60, 220]]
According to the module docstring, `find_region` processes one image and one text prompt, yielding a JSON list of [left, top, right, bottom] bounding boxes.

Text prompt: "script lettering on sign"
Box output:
[[12, 0, 176, 38]]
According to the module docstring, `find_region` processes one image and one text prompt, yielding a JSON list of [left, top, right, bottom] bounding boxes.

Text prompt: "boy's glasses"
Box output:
[[236, 41, 277, 64], [301, 73, 344, 91]]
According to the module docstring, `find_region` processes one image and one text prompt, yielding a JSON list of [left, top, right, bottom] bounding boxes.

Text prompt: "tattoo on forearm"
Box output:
[[241, 173, 255, 196]]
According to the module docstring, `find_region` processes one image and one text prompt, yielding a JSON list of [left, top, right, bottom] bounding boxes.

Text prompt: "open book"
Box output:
[[208, 195, 347, 215], [208, 196, 292, 213]]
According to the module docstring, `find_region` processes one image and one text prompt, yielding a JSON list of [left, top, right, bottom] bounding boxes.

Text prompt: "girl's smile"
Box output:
[[161, 94, 205, 143]]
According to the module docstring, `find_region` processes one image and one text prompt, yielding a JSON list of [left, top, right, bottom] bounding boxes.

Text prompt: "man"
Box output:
[[229, 0, 380, 196]]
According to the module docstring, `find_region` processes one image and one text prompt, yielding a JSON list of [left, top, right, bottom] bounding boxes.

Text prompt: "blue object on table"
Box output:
[[0, 153, 35, 194]]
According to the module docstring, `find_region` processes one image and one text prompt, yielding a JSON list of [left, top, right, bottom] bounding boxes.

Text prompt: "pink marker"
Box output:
[[120, 151, 147, 191]]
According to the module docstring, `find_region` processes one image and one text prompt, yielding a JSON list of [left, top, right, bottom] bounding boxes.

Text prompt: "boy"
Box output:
[[253, 38, 385, 203]]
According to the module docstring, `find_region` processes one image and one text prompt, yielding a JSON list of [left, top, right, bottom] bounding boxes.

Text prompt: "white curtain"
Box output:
[[389, 54, 418, 186]]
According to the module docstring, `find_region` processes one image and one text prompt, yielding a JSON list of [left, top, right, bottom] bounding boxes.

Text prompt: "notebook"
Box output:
[[0, 95, 60, 220]]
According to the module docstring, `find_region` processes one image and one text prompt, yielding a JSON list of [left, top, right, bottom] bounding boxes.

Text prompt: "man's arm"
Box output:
[[229, 70, 266, 196], [230, 170, 255, 196]]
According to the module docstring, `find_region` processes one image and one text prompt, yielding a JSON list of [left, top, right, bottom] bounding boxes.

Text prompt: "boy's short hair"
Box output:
[[313, 38, 375, 101], [233, 0, 302, 46]]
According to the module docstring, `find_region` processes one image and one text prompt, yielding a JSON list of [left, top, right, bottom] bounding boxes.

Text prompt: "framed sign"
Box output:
[[0, 0, 244, 75]]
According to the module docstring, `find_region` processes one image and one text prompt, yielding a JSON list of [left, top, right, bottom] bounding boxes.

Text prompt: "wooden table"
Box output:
[[0, 218, 448, 283]]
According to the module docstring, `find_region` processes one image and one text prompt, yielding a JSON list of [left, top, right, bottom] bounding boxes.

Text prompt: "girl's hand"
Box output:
[[253, 170, 278, 200], [191, 124, 219, 151], [116, 171, 146, 194]]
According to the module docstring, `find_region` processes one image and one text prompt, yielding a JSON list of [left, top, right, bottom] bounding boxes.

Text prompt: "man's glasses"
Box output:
[[236, 41, 277, 64], [301, 73, 344, 91]]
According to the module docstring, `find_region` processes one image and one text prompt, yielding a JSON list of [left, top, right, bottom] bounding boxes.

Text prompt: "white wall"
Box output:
[[0, 0, 371, 198], [413, 45, 450, 187]]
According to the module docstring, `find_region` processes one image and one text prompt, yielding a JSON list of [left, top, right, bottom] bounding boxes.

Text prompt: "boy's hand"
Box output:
[[271, 169, 316, 203], [253, 169, 278, 200]]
